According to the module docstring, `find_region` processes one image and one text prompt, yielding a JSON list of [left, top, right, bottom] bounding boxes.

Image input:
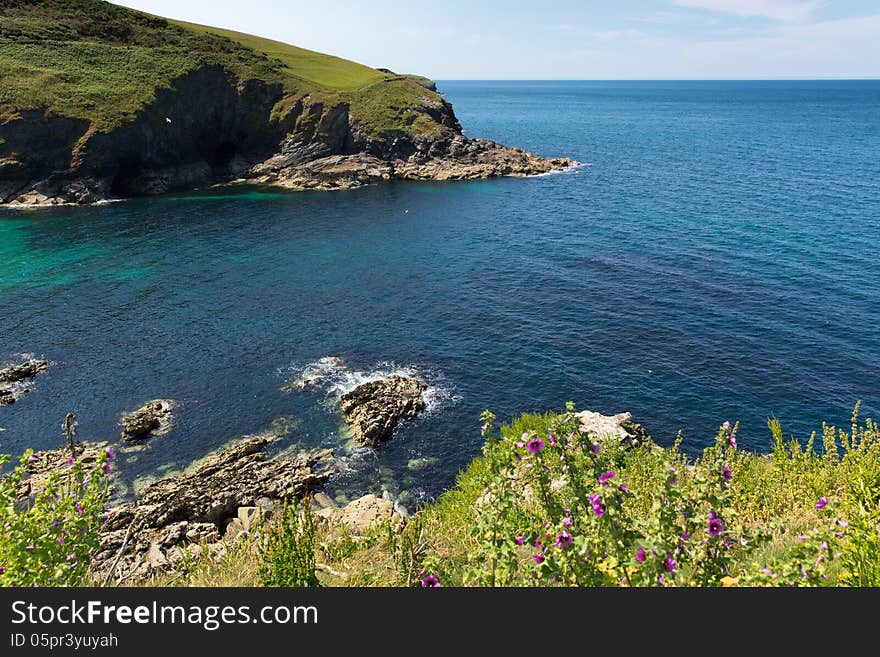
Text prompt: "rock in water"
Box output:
[[0, 358, 48, 405], [339, 375, 427, 447], [121, 399, 174, 441]]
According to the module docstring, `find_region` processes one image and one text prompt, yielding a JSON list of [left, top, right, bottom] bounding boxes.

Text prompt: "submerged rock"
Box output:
[[121, 399, 174, 441], [339, 375, 427, 447], [0, 358, 48, 405], [282, 355, 347, 391]]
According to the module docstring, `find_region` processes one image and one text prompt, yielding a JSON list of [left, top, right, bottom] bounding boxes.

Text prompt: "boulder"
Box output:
[[121, 399, 174, 441], [339, 375, 427, 447], [314, 494, 405, 535], [575, 410, 650, 449], [0, 358, 48, 405]]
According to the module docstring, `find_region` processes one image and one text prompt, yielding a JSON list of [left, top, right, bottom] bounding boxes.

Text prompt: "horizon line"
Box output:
[[433, 77, 880, 82]]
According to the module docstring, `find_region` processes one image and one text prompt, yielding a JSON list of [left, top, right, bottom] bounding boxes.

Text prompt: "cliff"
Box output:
[[0, 1, 576, 206]]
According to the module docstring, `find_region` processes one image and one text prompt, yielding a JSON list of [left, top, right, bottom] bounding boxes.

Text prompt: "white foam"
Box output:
[[324, 360, 457, 416]]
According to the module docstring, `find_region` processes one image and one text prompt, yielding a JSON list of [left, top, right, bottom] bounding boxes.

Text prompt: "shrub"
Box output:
[[257, 499, 319, 587], [0, 440, 111, 587]]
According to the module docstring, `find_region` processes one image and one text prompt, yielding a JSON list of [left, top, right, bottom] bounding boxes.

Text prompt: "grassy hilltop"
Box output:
[[0, 0, 445, 137]]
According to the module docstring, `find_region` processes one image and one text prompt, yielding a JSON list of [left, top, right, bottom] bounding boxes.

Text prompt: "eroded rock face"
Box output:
[[121, 400, 174, 441], [2, 66, 577, 206], [0, 359, 48, 405], [91, 435, 336, 583], [339, 375, 427, 447]]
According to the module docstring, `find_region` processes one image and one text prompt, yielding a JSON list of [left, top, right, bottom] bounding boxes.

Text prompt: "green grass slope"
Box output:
[[0, 0, 446, 138]]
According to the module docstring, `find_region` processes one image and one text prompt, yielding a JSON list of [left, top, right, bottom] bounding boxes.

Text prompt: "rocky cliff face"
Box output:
[[1, 66, 576, 206]]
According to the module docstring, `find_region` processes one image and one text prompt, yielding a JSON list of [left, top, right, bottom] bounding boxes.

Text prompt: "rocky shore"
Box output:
[[1, 67, 577, 207], [0, 358, 48, 405]]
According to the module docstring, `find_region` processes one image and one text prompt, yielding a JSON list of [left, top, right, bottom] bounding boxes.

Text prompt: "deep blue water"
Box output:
[[1, 81, 879, 507]]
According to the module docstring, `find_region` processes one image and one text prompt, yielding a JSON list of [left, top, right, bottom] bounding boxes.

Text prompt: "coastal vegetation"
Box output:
[[3, 403, 878, 587], [0, 0, 428, 134]]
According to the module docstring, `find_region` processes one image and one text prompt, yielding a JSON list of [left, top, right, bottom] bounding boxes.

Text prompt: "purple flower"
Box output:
[[106, 448, 115, 461], [56, 536, 64, 546], [533, 554, 545, 565], [526, 437, 545, 454], [548, 433, 557, 447], [728, 433, 737, 448], [65, 457, 74, 466], [24, 546, 34, 551], [664, 555, 677, 573], [635, 546, 646, 563], [598, 470, 615, 487], [762, 566, 773, 576], [816, 497, 828, 510], [708, 512, 724, 537], [618, 484, 629, 493], [722, 421, 731, 429], [0, 566, 5, 575], [562, 516, 572, 529], [592, 503, 605, 518], [722, 464, 732, 483], [592, 442, 600, 455], [515, 536, 524, 546], [102, 462, 111, 474], [554, 532, 573, 549], [75, 502, 83, 516], [27, 452, 40, 463], [658, 576, 665, 586], [821, 541, 829, 551], [419, 571, 440, 588], [535, 537, 543, 549]]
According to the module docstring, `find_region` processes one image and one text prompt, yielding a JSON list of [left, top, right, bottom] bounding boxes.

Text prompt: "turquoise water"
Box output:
[[1, 81, 878, 505]]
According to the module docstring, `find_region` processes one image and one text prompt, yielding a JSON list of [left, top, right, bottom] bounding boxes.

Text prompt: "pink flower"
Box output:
[[728, 433, 737, 448], [722, 421, 731, 429], [562, 516, 572, 529], [722, 464, 732, 483], [65, 457, 74, 466], [480, 423, 488, 433], [618, 484, 629, 493], [635, 546, 646, 563], [554, 532, 573, 549], [533, 554, 545, 565], [548, 433, 557, 447], [105, 448, 115, 460], [526, 437, 545, 454], [418, 571, 440, 588], [103, 462, 111, 474], [816, 497, 828, 510], [598, 470, 615, 487], [515, 536, 524, 545]]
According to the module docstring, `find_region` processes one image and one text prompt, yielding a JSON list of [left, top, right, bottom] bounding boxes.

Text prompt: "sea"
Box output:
[[1, 80, 878, 507]]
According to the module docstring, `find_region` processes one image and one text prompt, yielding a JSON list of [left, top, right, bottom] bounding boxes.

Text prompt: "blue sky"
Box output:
[[114, 1, 880, 78]]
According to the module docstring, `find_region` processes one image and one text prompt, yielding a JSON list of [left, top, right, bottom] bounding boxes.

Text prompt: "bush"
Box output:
[[0, 440, 111, 587], [257, 499, 319, 587]]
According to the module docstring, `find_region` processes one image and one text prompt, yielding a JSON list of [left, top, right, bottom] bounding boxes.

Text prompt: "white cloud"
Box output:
[[672, 0, 822, 22]]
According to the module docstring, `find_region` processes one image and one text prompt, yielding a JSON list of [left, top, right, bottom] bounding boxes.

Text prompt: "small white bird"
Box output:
[[165, 117, 172, 124]]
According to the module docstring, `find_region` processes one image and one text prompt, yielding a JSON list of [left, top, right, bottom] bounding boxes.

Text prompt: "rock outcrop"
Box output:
[[121, 399, 174, 441], [91, 435, 336, 582], [575, 410, 651, 449], [339, 375, 427, 447], [0, 358, 48, 405]]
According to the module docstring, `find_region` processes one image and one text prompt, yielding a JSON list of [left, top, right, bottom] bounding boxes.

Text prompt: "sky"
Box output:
[[112, 1, 880, 79]]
